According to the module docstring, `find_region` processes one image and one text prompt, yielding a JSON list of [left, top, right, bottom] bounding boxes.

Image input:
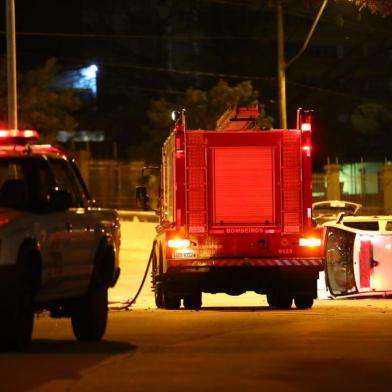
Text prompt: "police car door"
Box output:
[[47, 158, 95, 295], [23, 157, 70, 300]]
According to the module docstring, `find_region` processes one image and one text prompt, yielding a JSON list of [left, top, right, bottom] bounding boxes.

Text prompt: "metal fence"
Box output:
[[80, 158, 387, 213], [84, 160, 145, 210], [312, 161, 386, 214]]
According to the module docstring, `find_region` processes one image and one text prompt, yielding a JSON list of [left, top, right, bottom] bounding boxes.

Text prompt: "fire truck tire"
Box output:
[[294, 296, 314, 309], [266, 293, 292, 309], [154, 284, 164, 308], [183, 293, 202, 310], [152, 245, 166, 308], [161, 286, 181, 310]]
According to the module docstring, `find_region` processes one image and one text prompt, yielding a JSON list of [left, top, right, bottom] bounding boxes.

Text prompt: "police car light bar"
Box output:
[[0, 129, 39, 142]]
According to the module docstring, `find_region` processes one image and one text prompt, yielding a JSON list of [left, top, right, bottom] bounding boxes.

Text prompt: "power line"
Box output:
[[103, 61, 276, 82], [10, 46, 385, 104], [0, 3, 390, 41], [0, 30, 270, 41]]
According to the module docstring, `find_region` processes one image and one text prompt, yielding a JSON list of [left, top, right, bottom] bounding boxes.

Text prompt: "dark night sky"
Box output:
[[1, 1, 392, 164], [1, 1, 86, 69]]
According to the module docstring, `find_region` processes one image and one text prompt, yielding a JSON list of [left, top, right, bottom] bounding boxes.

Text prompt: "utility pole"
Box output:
[[276, 0, 329, 129], [276, 0, 286, 129], [6, 0, 18, 129]]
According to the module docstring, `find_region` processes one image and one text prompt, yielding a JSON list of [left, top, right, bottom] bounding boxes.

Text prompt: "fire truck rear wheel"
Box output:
[[161, 286, 181, 309], [154, 284, 164, 308], [266, 293, 292, 309], [152, 245, 164, 308], [294, 296, 314, 309], [183, 293, 202, 310]]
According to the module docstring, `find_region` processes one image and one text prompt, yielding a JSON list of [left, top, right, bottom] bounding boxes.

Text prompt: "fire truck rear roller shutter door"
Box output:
[[211, 146, 275, 225]]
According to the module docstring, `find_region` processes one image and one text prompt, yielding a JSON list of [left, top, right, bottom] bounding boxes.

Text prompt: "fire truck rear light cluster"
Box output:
[[302, 145, 311, 157], [168, 239, 191, 249], [299, 238, 322, 247]]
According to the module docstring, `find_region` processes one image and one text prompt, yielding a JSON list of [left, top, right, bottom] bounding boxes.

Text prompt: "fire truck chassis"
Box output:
[[152, 245, 319, 310]]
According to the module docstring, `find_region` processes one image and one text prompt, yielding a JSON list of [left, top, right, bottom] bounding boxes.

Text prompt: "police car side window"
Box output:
[[25, 158, 55, 210], [48, 159, 83, 207], [0, 161, 28, 209]]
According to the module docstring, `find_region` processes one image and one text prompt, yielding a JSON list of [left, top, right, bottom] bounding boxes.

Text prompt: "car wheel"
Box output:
[[71, 245, 112, 341], [71, 283, 108, 341], [0, 268, 35, 352]]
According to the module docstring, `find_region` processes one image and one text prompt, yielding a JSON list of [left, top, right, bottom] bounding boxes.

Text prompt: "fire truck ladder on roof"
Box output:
[[216, 105, 261, 131]]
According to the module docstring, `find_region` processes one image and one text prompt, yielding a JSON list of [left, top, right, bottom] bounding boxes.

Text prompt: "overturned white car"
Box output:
[[324, 215, 392, 298]]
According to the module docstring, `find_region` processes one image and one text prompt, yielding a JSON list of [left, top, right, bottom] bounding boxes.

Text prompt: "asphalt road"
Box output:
[[2, 301, 392, 392], [1, 216, 392, 392]]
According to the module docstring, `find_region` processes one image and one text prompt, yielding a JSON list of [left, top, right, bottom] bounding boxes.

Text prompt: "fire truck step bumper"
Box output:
[[168, 258, 324, 269]]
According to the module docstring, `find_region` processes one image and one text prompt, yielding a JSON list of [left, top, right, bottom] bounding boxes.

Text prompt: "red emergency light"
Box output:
[[297, 108, 314, 132], [0, 129, 39, 143]]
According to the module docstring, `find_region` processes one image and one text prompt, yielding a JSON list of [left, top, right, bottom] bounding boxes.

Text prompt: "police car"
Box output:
[[0, 130, 120, 351], [324, 214, 392, 299]]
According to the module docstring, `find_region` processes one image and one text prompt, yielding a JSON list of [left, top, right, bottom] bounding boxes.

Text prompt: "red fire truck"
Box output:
[[150, 106, 324, 310]]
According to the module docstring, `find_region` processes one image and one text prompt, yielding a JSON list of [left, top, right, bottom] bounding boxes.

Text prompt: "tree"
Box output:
[[0, 58, 81, 142], [348, 0, 392, 17], [351, 103, 392, 155], [139, 80, 273, 163]]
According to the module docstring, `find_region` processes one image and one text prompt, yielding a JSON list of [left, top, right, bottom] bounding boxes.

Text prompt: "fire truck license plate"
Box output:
[[174, 250, 196, 259]]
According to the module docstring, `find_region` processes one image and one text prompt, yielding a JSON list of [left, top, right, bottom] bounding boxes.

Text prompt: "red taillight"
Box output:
[[300, 123, 311, 131], [302, 145, 311, 157], [297, 108, 314, 132]]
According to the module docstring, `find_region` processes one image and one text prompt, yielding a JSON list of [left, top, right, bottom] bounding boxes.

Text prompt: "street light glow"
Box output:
[[85, 64, 98, 79]]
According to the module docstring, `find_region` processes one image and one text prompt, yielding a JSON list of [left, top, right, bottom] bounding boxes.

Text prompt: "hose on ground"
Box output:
[[109, 240, 156, 311]]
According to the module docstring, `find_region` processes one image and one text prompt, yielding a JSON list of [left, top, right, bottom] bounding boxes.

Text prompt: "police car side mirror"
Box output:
[[49, 188, 73, 211]]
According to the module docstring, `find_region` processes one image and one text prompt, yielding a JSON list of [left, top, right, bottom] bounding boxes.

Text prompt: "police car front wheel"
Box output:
[[71, 284, 108, 341]]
